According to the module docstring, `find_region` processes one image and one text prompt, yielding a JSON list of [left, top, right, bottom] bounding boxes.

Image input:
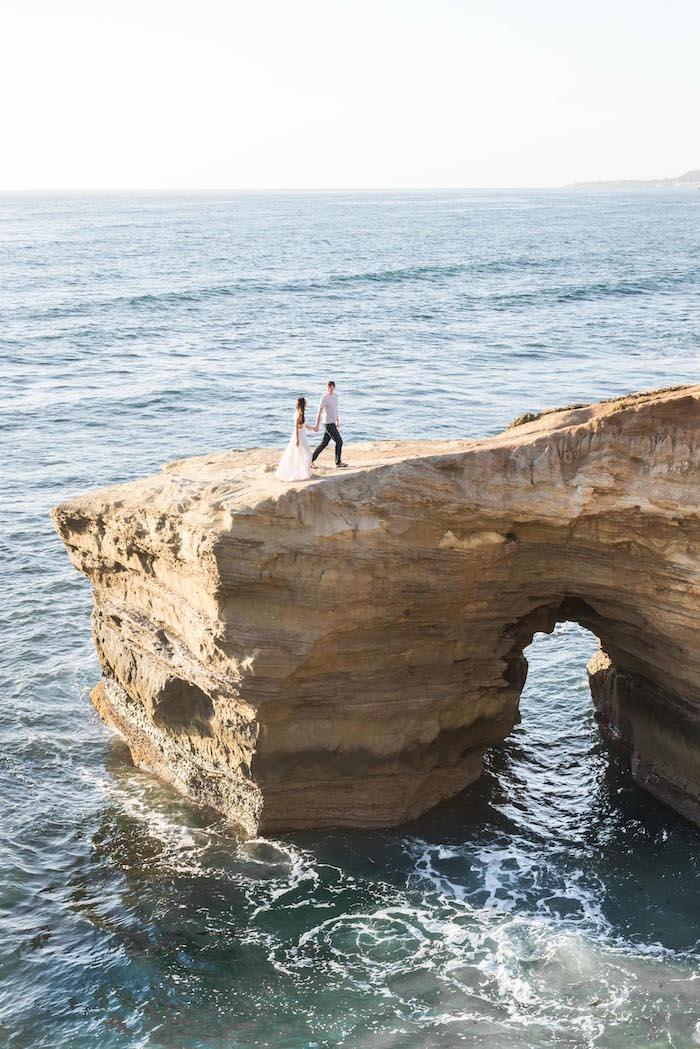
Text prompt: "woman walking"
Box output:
[[275, 397, 316, 481]]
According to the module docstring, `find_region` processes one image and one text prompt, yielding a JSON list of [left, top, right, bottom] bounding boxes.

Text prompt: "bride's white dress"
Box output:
[[275, 417, 312, 481]]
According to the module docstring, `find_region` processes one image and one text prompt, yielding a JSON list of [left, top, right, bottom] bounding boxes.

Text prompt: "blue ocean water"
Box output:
[[1, 190, 699, 1048]]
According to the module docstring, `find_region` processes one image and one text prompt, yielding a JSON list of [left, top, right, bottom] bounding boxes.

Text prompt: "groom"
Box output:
[[311, 380, 347, 468]]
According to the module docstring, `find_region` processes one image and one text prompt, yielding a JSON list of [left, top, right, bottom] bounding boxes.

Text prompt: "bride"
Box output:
[[275, 397, 317, 482]]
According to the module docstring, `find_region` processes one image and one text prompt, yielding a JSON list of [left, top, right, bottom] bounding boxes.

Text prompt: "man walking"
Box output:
[[311, 380, 347, 468]]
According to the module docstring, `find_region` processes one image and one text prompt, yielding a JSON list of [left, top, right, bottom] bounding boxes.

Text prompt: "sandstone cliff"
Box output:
[[52, 386, 700, 835]]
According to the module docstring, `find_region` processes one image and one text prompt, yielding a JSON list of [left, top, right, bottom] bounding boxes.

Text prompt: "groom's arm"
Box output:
[[315, 395, 325, 429]]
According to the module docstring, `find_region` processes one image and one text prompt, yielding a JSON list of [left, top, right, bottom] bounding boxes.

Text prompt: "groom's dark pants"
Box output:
[[312, 423, 343, 465]]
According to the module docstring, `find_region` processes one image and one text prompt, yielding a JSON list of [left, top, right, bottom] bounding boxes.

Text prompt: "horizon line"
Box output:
[[0, 182, 694, 196]]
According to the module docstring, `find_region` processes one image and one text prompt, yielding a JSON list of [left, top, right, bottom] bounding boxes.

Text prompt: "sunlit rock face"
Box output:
[[52, 386, 700, 835]]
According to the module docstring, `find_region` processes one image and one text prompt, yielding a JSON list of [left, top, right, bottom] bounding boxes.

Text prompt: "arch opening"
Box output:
[[501, 597, 607, 699], [493, 597, 700, 829], [494, 621, 611, 833]]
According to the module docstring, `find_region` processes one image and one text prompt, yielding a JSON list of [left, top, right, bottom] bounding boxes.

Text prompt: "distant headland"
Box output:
[[570, 168, 700, 189]]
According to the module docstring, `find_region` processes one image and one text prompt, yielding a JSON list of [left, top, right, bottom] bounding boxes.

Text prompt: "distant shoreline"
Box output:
[[569, 168, 700, 190], [0, 175, 698, 195]]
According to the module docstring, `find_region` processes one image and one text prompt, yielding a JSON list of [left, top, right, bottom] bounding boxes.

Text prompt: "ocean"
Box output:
[[1, 189, 699, 1048]]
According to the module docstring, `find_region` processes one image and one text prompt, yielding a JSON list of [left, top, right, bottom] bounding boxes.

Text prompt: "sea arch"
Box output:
[[52, 386, 700, 835]]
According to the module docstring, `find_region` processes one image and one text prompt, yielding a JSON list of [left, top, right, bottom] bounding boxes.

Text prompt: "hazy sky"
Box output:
[[1, 0, 698, 190]]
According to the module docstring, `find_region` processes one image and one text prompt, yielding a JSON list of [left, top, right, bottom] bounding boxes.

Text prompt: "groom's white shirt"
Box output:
[[318, 391, 339, 425]]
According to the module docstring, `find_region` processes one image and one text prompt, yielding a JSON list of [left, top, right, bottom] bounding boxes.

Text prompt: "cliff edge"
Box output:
[[52, 385, 700, 835]]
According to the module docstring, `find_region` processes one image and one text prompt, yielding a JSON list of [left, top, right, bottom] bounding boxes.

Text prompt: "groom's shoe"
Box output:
[[336, 462, 348, 468], [311, 462, 318, 469]]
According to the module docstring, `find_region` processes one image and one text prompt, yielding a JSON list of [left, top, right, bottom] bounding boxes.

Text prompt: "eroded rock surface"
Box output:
[[52, 386, 700, 834]]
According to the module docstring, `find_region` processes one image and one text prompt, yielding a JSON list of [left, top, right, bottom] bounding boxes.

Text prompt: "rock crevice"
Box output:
[[52, 386, 700, 834]]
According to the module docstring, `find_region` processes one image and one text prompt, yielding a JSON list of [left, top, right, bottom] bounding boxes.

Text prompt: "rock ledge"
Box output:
[[52, 386, 700, 833]]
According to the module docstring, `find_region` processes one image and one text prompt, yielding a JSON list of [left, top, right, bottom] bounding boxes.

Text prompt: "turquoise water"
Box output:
[[1, 190, 699, 1047]]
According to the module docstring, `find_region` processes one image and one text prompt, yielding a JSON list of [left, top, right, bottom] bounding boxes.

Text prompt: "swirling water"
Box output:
[[1, 190, 700, 1048]]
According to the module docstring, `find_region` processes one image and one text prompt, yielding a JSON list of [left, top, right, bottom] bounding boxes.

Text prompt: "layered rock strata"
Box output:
[[52, 386, 700, 834]]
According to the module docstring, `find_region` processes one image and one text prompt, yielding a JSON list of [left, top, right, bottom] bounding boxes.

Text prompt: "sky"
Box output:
[[1, 0, 698, 190]]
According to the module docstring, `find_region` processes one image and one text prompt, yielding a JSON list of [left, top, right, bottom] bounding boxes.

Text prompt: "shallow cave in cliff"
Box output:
[[151, 677, 215, 734]]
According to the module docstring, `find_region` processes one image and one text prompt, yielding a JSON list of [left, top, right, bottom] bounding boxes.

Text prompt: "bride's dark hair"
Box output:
[[296, 396, 306, 425]]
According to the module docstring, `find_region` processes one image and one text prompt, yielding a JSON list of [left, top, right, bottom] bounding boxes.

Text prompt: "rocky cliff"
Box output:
[[52, 385, 700, 835]]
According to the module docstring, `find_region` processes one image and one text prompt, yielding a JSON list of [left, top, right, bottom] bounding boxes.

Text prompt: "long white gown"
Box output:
[[275, 416, 312, 481]]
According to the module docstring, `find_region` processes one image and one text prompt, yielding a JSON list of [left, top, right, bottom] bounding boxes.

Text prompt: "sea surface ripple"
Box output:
[[1, 190, 699, 1048]]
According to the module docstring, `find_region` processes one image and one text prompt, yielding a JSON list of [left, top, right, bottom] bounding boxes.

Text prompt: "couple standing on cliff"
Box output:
[[275, 380, 348, 482]]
